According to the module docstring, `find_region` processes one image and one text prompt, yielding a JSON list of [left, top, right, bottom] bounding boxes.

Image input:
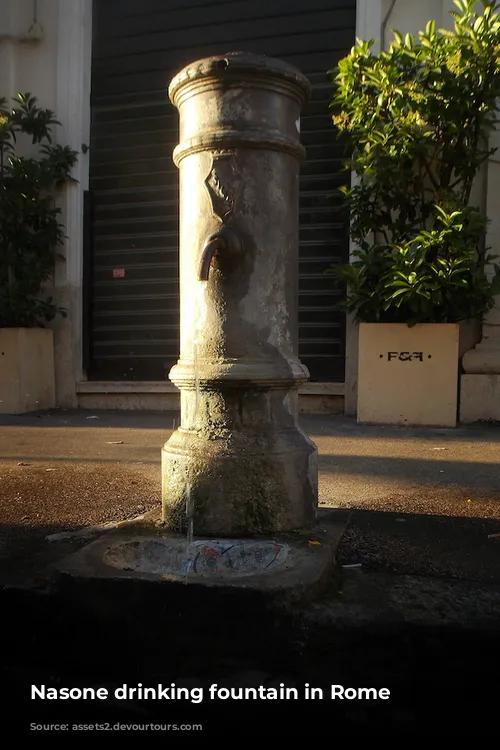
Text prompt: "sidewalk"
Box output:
[[0, 409, 499, 588], [2, 410, 500, 731]]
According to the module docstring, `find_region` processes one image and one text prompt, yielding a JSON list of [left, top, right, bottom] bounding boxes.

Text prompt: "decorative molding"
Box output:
[[173, 129, 306, 165]]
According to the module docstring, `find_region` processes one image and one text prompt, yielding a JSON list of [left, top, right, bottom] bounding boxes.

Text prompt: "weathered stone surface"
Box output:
[[105, 538, 291, 578], [54, 509, 346, 607], [162, 52, 317, 535]]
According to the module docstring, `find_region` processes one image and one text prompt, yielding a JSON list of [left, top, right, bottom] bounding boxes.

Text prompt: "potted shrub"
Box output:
[[0, 93, 77, 413], [330, 0, 500, 426]]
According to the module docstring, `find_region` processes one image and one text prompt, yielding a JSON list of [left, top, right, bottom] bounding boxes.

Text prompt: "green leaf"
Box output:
[[326, 2, 500, 324], [0, 91, 77, 327], [388, 288, 410, 299]]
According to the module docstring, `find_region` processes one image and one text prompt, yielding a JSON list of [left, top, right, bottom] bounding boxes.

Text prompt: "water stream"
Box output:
[[185, 483, 194, 546], [191, 281, 207, 430], [185, 282, 208, 552]]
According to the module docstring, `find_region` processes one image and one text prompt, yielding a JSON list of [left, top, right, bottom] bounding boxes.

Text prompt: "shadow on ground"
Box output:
[[2, 558, 500, 734], [338, 509, 500, 582], [1, 411, 500, 733]]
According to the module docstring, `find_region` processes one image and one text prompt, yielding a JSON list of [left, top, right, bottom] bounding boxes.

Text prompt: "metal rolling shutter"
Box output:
[[89, 0, 354, 381]]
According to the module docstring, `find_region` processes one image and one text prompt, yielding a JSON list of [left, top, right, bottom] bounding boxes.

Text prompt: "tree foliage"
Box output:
[[0, 93, 77, 327], [329, 0, 500, 324]]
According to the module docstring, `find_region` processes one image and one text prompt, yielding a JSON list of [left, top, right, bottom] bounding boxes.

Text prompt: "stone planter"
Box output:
[[357, 322, 478, 427], [0, 328, 55, 414]]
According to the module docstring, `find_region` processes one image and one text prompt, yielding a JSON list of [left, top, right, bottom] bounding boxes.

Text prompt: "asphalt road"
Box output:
[[0, 410, 499, 584]]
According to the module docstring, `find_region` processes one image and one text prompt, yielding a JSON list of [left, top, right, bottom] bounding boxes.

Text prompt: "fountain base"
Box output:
[[54, 509, 348, 606], [161, 395, 318, 537]]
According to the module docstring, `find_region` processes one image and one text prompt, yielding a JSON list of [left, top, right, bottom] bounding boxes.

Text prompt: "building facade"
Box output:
[[1, 0, 499, 420]]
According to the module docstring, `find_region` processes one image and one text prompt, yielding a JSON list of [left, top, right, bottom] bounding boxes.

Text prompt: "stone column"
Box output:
[[161, 52, 318, 537], [461, 125, 500, 422]]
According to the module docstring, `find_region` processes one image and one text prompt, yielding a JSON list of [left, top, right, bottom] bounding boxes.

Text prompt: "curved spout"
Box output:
[[198, 227, 242, 281], [199, 235, 226, 281]]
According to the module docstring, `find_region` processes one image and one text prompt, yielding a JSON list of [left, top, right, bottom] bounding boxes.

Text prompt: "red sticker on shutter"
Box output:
[[112, 268, 125, 278]]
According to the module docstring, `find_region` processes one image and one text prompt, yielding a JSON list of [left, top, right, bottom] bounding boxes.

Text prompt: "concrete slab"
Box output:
[[54, 508, 349, 607]]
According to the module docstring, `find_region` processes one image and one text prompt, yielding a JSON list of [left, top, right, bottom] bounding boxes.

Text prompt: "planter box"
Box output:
[[0, 328, 55, 414], [357, 322, 472, 427]]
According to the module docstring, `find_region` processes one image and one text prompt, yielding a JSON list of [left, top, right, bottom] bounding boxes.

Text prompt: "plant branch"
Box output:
[[418, 153, 440, 192]]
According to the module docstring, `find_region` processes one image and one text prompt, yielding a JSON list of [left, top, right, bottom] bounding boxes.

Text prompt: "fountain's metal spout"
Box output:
[[198, 227, 242, 281], [198, 235, 224, 281]]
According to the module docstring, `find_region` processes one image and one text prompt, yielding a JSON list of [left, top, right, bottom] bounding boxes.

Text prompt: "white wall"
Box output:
[[0, 0, 57, 105]]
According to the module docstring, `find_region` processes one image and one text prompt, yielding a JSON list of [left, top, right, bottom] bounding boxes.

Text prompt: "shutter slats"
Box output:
[[89, 0, 353, 381]]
